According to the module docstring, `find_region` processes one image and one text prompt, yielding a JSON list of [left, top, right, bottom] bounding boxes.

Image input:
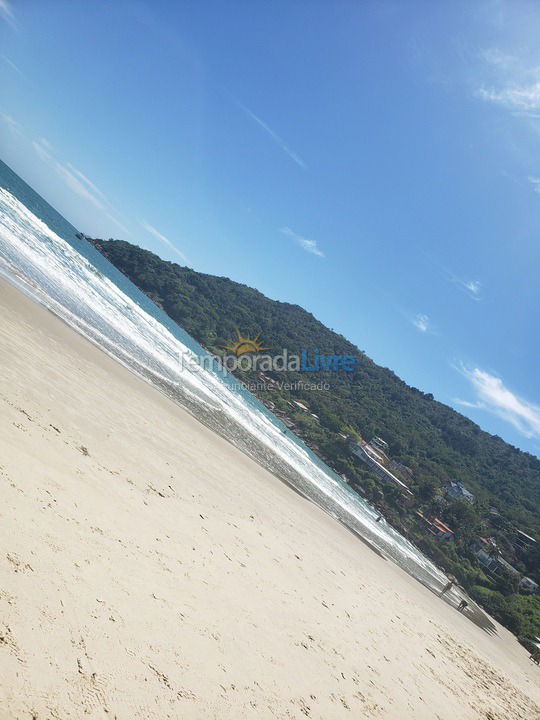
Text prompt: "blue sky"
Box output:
[[2, 0, 540, 455]]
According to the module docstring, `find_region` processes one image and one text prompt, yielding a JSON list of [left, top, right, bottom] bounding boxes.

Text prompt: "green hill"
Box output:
[[86, 236, 540, 638]]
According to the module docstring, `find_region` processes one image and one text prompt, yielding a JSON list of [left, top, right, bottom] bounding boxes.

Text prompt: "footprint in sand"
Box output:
[[5, 552, 34, 573], [0, 625, 25, 664]]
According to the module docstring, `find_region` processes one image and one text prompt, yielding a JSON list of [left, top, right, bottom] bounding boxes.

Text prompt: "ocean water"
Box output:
[[0, 159, 449, 595]]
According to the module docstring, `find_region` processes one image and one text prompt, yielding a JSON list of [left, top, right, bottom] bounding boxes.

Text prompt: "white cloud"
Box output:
[[451, 274, 482, 300], [455, 365, 540, 439], [237, 101, 306, 169], [464, 279, 481, 295], [412, 313, 431, 332], [280, 226, 324, 257], [141, 221, 188, 263], [528, 176, 540, 193], [476, 46, 540, 115], [477, 82, 540, 111]]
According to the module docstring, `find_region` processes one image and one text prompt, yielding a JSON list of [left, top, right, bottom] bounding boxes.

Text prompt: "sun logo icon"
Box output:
[[221, 329, 269, 356]]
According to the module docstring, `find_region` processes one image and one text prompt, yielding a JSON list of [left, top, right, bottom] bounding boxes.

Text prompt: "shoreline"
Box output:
[[1, 277, 538, 719], [1, 271, 393, 565]]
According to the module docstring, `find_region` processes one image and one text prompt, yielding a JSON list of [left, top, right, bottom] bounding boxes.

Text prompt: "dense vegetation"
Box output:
[[87, 236, 540, 642]]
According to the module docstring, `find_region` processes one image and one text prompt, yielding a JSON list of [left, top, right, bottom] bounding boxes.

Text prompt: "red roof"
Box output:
[[416, 512, 454, 535], [433, 518, 454, 535]]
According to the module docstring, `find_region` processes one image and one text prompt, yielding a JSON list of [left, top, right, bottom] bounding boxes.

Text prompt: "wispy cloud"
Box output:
[[0, 110, 21, 134], [450, 274, 482, 301], [67, 163, 107, 202], [0, 0, 14, 25], [412, 313, 431, 333], [455, 365, 540, 439], [33, 138, 105, 210], [237, 101, 306, 169], [103, 212, 129, 235], [141, 221, 188, 263], [2, 54, 23, 75], [39, 136, 52, 150], [477, 82, 540, 112], [280, 226, 324, 257], [476, 47, 540, 115], [31, 137, 129, 234], [463, 279, 481, 295], [32, 138, 51, 161], [480, 48, 516, 71]]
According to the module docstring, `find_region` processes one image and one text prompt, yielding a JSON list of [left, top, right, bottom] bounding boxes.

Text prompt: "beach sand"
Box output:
[[0, 278, 538, 720]]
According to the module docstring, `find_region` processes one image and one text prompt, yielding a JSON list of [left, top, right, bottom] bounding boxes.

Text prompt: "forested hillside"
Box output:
[[87, 236, 540, 639]]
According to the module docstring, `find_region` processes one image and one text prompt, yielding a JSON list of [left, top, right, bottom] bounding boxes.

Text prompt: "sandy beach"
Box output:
[[0, 277, 538, 720]]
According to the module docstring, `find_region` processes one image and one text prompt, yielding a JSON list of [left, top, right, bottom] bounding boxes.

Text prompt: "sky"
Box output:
[[1, 0, 540, 455]]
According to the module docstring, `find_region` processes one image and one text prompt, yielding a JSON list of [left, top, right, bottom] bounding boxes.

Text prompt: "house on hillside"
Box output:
[[497, 556, 521, 577], [472, 539, 538, 591], [350, 441, 412, 495], [471, 537, 497, 553], [388, 459, 414, 479], [371, 436, 389, 450], [363, 443, 387, 464], [514, 529, 536, 553], [415, 512, 454, 541], [358, 440, 391, 465], [520, 577, 539, 593], [444, 481, 475, 505], [472, 538, 520, 578]]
